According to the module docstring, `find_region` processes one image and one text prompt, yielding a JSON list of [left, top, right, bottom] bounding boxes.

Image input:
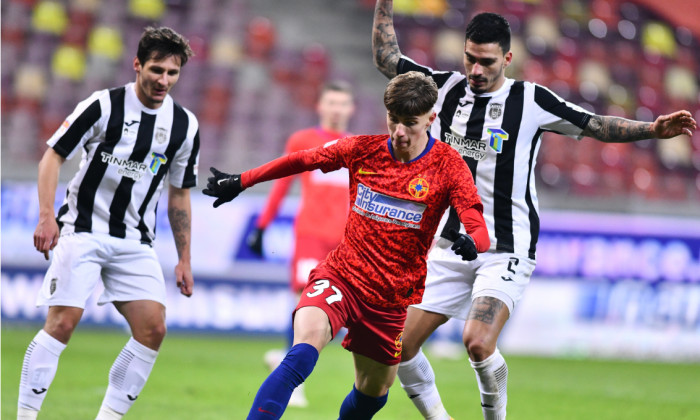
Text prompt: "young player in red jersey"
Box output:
[[246, 82, 355, 407], [203, 71, 490, 419]]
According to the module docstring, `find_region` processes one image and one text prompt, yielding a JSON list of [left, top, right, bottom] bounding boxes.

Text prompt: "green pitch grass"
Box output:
[[3, 325, 699, 419]]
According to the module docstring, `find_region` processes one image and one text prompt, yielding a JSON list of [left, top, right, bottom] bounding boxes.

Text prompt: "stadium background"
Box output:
[[1, 0, 699, 410]]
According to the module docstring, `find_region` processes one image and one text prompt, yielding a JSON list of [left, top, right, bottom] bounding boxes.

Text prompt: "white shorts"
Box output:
[[413, 237, 536, 320], [36, 232, 167, 308]]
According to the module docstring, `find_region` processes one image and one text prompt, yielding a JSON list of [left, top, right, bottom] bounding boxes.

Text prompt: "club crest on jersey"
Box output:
[[353, 183, 426, 229], [487, 128, 509, 153], [489, 103, 503, 119], [394, 331, 403, 358], [155, 127, 168, 144], [149, 152, 168, 174], [408, 176, 429, 199]]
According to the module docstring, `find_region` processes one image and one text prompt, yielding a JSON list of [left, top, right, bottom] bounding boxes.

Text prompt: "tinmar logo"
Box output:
[[101, 152, 148, 181]]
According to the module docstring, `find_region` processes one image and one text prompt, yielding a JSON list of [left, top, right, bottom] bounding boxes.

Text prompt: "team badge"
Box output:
[[50, 277, 58, 295], [155, 127, 168, 144], [489, 103, 503, 119], [487, 128, 509, 153], [394, 331, 403, 358], [408, 176, 429, 199]]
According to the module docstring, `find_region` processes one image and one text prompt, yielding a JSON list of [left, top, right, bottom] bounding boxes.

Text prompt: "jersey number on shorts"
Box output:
[[501, 257, 519, 282], [306, 280, 343, 305]]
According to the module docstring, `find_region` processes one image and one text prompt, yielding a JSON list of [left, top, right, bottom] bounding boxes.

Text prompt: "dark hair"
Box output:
[[320, 80, 354, 97], [383, 71, 438, 117], [465, 13, 511, 54], [136, 26, 194, 67]]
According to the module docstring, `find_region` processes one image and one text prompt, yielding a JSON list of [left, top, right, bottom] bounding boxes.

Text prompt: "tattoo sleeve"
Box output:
[[467, 297, 505, 324], [582, 115, 654, 143], [168, 205, 191, 261], [372, 0, 401, 78]]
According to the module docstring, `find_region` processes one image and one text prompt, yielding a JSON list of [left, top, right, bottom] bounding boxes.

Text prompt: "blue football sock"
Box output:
[[248, 343, 319, 419], [338, 385, 388, 419]]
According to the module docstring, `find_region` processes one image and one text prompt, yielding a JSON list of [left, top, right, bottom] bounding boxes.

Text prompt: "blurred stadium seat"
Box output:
[[1, 0, 698, 210]]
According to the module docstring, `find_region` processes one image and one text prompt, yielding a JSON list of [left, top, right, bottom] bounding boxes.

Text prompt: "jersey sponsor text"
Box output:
[[353, 183, 426, 228]]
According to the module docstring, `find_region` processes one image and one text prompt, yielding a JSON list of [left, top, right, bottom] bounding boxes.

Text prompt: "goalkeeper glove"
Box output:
[[247, 227, 265, 255], [202, 167, 244, 208], [447, 228, 478, 261]]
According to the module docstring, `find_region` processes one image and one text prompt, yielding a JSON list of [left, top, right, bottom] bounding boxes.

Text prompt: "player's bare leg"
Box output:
[[338, 353, 398, 418], [17, 306, 82, 420], [96, 300, 166, 420], [397, 306, 452, 419], [463, 297, 510, 420]]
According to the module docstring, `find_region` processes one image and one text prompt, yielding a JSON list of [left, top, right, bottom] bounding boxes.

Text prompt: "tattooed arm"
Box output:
[[582, 110, 696, 143], [372, 0, 401, 79], [168, 185, 194, 296]]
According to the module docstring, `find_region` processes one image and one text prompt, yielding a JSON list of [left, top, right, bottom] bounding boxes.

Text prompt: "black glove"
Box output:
[[202, 167, 244, 208], [447, 228, 478, 261], [247, 227, 265, 255]]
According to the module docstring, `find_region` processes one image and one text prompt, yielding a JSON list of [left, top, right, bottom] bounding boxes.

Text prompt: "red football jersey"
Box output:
[[242, 134, 488, 308], [255, 127, 349, 242]]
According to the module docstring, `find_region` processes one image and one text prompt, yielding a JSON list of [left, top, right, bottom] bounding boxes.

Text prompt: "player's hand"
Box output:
[[202, 167, 244, 208], [247, 227, 265, 255], [175, 261, 193, 297], [652, 110, 697, 138], [33, 215, 60, 260], [447, 228, 478, 261]]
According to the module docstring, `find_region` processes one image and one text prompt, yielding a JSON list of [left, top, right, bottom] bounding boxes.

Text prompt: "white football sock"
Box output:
[[17, 406, 39, 420], [95, 405, 123, 420], [398, 349, 451, 420], [98, 338, 158, 416], [470, 348, 508, 420], [18, 330, 67, 412]]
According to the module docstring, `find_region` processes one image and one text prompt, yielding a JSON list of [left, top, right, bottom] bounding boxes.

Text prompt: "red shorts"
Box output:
[[294, 266, 406, 365], [291, 234, 339, 293]]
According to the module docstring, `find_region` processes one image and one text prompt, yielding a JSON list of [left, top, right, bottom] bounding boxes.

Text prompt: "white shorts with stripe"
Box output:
[[413, 237, 536, 319], [36, 232, 167, 308]]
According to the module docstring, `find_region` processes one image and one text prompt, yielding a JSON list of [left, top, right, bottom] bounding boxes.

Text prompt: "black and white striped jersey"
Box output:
[[48, 82, 200, 245], [398, 56, 592, 259]]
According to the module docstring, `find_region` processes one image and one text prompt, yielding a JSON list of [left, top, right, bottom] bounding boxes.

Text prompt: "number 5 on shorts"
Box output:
[[306, 279, 343, 305]]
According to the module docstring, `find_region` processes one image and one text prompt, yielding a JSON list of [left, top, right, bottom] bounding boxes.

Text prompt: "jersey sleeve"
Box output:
[[47, 89, 108, 160], [533, 83, 593, 140], [241, 137, 350, 188], [168, 107, 200, 189]]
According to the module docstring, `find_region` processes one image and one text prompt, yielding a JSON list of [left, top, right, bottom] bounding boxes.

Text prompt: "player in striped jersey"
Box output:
[[18, 27, 199, 420], [372, 3, 697, 419], [204, 71, 490, 419], [248, 81, 355, 408]]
